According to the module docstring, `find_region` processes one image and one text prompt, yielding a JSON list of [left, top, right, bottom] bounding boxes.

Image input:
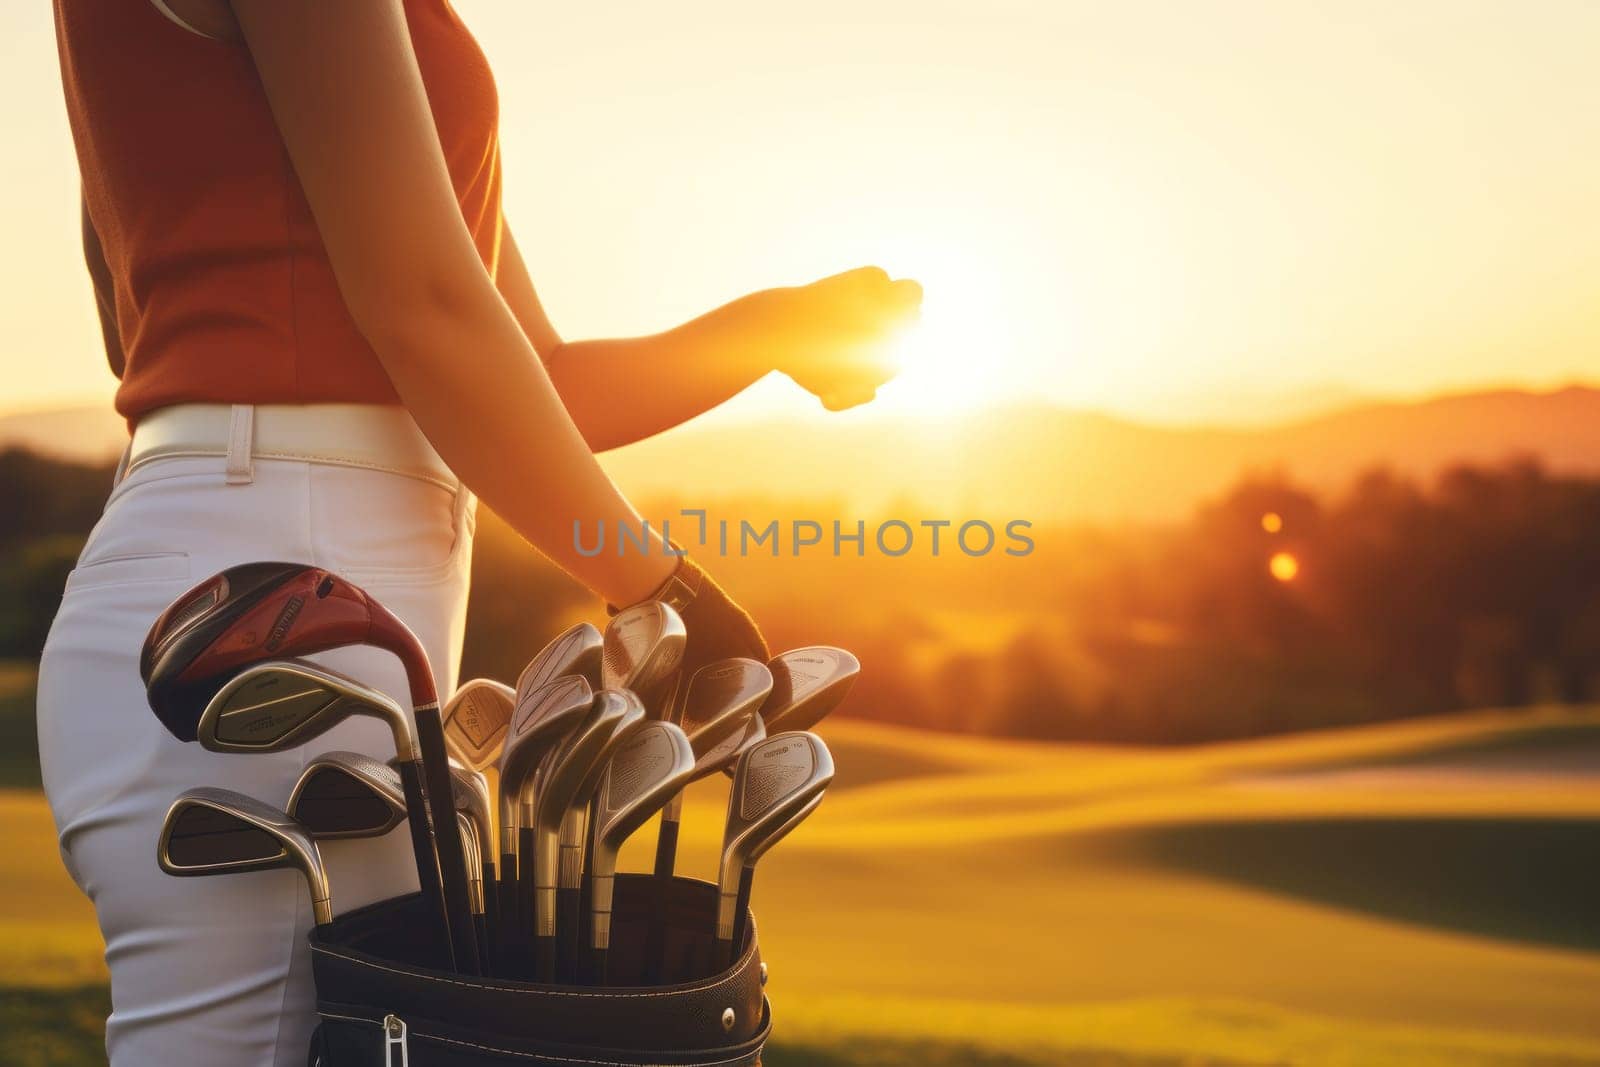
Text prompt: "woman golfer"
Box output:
[[41, 1, 919, 1061]]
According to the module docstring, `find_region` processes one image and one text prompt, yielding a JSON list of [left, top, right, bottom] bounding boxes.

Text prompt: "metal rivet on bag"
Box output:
[[759, 962, 769, 986], [721, 1007, 736, 1032]]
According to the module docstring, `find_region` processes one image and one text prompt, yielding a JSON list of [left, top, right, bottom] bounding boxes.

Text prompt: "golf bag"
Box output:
[[307, 874, 770, 1066]]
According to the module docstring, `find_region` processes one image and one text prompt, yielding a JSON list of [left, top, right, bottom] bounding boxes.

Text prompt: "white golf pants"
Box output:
[[37, 404, 476, 1066]]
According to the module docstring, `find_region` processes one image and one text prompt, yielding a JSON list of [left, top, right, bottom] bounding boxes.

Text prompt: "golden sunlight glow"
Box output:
[[1269, 552, 1300, 583], [874, 245, 1019, 416], [1261, 512, 1284, 534], [6, 3, 1599, 419]]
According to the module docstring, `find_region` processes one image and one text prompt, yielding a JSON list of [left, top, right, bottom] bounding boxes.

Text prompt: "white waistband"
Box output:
[[125, 404, 457, 490]]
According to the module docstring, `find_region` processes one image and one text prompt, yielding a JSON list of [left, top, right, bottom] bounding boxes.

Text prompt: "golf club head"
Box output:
[[499, 675, 595, 840], [158, 786, 332, 926], [196, 658, 419, 760], [588, 721, 695, 945], [532, 689, 648, 928], [515, 622, 605, 704], [142, 562, 435, 740], [442, 679, 515, 771], [194, 655, 422, 764], [287, 751, 407, 839], [717, 731, 834, 940], [708, 713, 767, 778], [760, 647, 860, 734], [600, 602, 687, 694], [676, 658, 772, 775], [748, 787, 825, 866]]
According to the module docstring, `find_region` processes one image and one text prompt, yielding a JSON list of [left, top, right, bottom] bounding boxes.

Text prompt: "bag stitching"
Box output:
[[311, 945, 749, 998], [317, 1009, 763, 1066]]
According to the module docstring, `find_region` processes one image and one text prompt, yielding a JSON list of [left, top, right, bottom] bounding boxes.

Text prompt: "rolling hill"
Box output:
[[3, 663, 1598, 1065], [3, 384, 1598, 521]]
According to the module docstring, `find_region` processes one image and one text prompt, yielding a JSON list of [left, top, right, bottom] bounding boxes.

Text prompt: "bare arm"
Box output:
[[230, 0, 673, 605], [496, 225, 775, 450]]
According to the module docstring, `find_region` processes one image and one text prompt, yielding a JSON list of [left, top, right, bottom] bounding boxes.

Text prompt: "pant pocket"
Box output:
[[309, 464, 474, 587], [63, 551, 191, 594]]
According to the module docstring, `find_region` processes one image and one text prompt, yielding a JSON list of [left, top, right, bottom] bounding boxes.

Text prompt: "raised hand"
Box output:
[[764, 266, 922, 411]]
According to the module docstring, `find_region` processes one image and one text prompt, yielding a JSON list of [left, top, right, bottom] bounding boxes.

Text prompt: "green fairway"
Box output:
[[5, 658, 1598, 1065]]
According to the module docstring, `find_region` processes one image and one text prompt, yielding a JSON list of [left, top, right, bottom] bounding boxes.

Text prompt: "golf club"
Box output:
[[715, 647, 858, 782], [158, 786, 332, 929], [702, 713, 767, 777], [760, 646, 860, 734], [515, 622, 605, 705], [599, 601, 686, 705], [731, 789, 824, 957], [586, 719, 695, 984], [643, 693, 772, 981], [499, 675, 595, 970], [287, 750, 407, 840], [716, 732, 834, 968], [197, 659, 451, 962], [442, 678, 515, 772], [143, 562, 479, 973], [532, 688, 647, 981], [450, 761, 496, 962], [651, 658, 772, 879], [457, 811, 486, 965]]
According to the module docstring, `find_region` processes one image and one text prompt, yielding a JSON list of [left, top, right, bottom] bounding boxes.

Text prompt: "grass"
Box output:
[[0, 661, 42, 789], [5, 660, 1600, 1065], [0, 986, 109, 1067]]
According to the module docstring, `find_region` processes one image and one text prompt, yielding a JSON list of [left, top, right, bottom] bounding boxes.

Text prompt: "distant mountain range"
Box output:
[[5, 385, 1597, 522], [599, 384, 1600, 521]]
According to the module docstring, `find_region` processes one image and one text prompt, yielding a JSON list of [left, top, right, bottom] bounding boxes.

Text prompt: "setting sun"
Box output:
[[869, 245, 1021, 416]]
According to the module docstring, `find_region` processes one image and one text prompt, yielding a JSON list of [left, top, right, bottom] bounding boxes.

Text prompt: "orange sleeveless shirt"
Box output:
[[53, 0, 503, 422]]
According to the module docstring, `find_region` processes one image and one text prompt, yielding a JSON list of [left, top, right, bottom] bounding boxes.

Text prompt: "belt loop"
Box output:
[[224, 404, 255, 485]]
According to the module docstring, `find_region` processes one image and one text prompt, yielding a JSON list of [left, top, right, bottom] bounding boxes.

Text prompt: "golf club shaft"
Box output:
[[416, 704, 483, 974], [651, 790, 685, 878], [518, 825, 537, 968], [725, 864, 757, 969], [498, 843, 518, 973], [556, 807, 586, 982], [482, 855, 498, 951], [643, 788, 692, 981], [395, 759, 456, 970]]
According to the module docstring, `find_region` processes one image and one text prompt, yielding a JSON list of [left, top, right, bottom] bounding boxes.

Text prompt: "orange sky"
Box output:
[[5, 1, 1596, 423]]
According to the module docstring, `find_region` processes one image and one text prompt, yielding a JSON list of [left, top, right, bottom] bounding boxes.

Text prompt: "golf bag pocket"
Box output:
[[309, 875, 769, 1066]]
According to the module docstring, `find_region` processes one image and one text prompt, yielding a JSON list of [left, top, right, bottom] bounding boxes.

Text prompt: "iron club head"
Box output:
[[761, 647, 860, 734], [499, 676, 595, 847], [442, 679, 515, 772], [588, 721, 695, 953], [674, 658, 773, 765], [716, 732, 834, 955], [530, 689, 647, 975], [197, 658, 419, 760], [158, 786, 333, 927], [515, 623, 605, 705], [600, 602, 687, 694], [287, 750, 408, 839]]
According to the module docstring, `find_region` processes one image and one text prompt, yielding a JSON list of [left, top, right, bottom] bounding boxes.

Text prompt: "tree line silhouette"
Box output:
[[3, 446, 1595, 743]]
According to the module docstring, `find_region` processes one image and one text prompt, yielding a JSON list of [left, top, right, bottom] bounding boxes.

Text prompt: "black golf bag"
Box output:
[[307, 874, 770, 1066]]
